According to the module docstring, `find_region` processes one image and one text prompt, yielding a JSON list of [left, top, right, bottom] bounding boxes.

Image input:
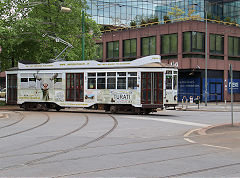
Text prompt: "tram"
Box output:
[[6, 55, 178, 114]]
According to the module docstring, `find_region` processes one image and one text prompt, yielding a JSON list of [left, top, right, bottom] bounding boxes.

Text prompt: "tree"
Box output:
[[167, 6, 185, 21], [0, 0, 101, 71], [187, 6, 201, 20]]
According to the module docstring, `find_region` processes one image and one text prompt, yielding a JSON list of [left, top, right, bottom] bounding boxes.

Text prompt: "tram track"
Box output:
[[0, 112, 50, 139], [30, 142, 197, 166], [162, 162, 240, 177], [0, 114, 118, 172], [0, 126, 232, 160], [0, 112, 24, 129], [53, 150, 224, 177], [0, 114, 89, 154]]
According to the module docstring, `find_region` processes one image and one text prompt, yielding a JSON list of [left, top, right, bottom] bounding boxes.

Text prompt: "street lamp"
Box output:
[[82, 10, 85, 61], [192, 2, 208, 106]]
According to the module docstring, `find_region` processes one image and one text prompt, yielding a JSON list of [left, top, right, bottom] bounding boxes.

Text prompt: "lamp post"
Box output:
[[82, 10, 85, 61], [192, 2, 208, 106]]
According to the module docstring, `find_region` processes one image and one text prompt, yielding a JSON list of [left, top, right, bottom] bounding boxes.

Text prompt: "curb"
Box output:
[[194, 123, 240, 136], [177, 108, 240, 112]]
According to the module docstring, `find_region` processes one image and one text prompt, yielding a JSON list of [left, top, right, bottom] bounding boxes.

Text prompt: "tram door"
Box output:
[[141, 72, 163, 104], [7, 74, 17, 104], [66, 73, 84, 102]]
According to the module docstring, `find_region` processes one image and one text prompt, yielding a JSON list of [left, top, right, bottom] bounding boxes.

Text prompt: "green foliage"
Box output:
[[207, 13, 213, 21], [225, 17, 231, 23], [130, 20, 137, 27], [0, 101, 6, 106], [0, 0, 101, 71], [163, 15, 170, 23]]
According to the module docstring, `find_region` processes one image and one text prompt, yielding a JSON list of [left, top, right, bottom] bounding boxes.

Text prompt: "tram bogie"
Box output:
[[6, 55, 178, 114]]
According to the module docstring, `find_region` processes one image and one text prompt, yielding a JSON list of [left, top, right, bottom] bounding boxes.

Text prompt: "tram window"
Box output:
[[174, 71, 177, 74], [128, 72, 137, 76], [128, 77, 137, 89], [117, 78, 126, 89], [88, 78, 96, 89], [97, 78, 106, 89], [166, 75, 172, 89], [118, 72, 126, 76], [88, 73, 96, 77], [21, 78, 28, 82], [54, 78, 62, 83], [29, 78, 36, 88], [166, 70, 172, 74], [97, 73, 105, 77], [88, 73, 96, 89], [29, 77, 36, 82], [107, 78, 116, 89], [107, 72, 116, 76], [173, 75, 178, 90]]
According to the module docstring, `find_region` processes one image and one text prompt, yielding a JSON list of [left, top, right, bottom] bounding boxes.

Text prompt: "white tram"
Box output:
[[6, 55, 178, 114]]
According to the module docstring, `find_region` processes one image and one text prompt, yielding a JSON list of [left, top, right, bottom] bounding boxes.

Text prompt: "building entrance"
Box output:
[[209, 82, 222, 101]]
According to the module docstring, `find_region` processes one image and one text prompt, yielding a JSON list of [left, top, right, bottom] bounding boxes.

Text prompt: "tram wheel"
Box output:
[[56, 107, 61, 112], [110, 105, 117, 114]]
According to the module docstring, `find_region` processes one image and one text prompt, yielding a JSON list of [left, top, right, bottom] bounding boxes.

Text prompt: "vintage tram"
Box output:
[[6, 55, 178, 114]]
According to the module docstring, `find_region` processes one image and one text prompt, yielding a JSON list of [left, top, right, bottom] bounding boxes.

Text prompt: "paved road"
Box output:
[[0, 109, 239, 177]]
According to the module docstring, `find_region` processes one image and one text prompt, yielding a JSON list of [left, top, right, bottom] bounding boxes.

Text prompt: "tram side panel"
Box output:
[[16, 71, 65, 110], [83, 71, 142, 108], [15, 68, 177, 111], [164, 70, 178, 108]]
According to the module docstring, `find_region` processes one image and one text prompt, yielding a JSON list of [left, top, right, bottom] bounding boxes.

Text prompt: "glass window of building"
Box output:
[[183, 31, 205, 53], [210, 34, 224, 55], [141, 36, 156, 56], [87, 1, 240, 27], [228, 36, 240, 56], [123, 39, 137, 58], [107, 41, 119, 59], [96, 43, 103, 60], [161, 34, 178, 54]]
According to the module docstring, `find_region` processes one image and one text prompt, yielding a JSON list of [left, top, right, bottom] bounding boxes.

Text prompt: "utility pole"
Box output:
[[82, 10, 85, 61]]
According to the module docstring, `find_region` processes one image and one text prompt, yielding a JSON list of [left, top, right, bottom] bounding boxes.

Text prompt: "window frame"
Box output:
[[183, 31, 205, 53], [141, 36, 156, 56], [123, 38, 137, 58], [161, 33, 178, 54], [107, 41, 119, 59], [209, 33, 224, 55]]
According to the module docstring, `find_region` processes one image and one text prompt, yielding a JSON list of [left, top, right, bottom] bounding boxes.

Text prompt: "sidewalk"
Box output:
[[176, 102, 240, 112]]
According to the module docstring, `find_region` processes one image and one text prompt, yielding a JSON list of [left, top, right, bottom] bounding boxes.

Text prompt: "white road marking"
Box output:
[[123, 116, 210, 127], [184, 138, 196, 143], [202, 144, 231, 150]]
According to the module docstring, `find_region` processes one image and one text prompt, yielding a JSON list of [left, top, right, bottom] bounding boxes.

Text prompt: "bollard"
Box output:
[[186, 99, 188, 109], [225, 100, 227, 110], [182, 99, 184, 108]]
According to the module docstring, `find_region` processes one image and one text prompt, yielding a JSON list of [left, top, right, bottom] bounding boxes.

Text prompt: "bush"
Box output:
[[130, 20, 137, 27], [163, 15, 170, 23], [0, 101, 6, 106]]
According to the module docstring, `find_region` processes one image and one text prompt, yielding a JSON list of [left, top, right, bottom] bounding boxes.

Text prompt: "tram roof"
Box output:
[[8, 55, 176, 71]]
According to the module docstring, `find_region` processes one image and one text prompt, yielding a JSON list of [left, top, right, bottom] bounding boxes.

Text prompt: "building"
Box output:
[[97, 20, 240, 102], [88, 0, 240, 102], [87, 0, 240, 26]]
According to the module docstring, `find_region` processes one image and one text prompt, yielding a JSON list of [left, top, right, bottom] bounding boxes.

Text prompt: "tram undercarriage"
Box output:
[[20, 102, 160, 114]]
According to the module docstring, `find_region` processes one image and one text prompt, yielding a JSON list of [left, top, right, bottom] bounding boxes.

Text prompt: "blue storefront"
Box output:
[[228, 71, 240, 94], [178, 70, 224, 102]]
